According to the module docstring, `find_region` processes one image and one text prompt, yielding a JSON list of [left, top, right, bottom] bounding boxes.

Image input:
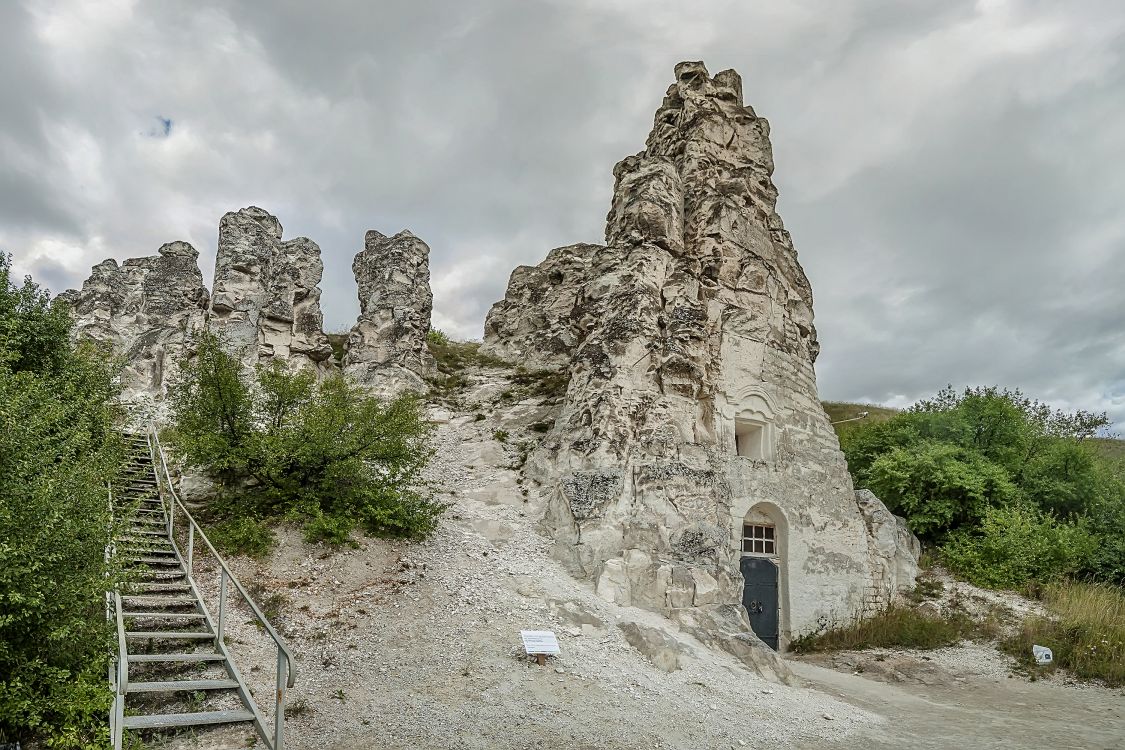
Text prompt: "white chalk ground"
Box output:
[[150, 373, 1125, 750]]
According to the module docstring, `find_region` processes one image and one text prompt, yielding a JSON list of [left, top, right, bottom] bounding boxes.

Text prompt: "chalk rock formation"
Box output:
[[486, 62, 918, 666], [60, 241, 209, 399], [856, 489, 922, 609], [481, 243, 613, 370], [343, 230, 434, 393], [209, 206, 333, 371]]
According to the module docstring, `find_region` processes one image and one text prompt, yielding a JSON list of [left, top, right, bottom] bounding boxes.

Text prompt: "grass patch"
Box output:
[[905, 576, 945, 603], [821, 400, 900, 439], [206, 516, 275, 558], [510, 367, 570, 401], [790, 606, 981, 653], [428, 337, 509, 373], [1002, 581, 1125, 686], [1090, 437, 1125, 463]]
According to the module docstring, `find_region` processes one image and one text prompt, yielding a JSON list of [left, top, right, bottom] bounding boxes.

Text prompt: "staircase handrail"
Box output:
[[147, 426, 296, 685], [146, 426, 295, 750]]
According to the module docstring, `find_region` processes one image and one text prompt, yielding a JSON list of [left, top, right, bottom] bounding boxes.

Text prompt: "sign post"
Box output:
[[520, 630, 560, 666]]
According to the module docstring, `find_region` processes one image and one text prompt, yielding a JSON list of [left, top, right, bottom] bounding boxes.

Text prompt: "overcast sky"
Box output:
[[2, 0, 1123, 430]]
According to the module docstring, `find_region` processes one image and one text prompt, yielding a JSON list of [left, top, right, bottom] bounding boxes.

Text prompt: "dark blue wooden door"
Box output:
[[740, 556, 779, 650]]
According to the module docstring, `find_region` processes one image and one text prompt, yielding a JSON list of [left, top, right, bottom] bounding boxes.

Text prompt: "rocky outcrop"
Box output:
[[343, 230, 434, 394], [60, 241, 209, 399], [487, 61, 919, 661], [63, 207, 441, 401], [856, 489, 922, 609], [481, 243, 614, 370], [209, 206, 333, 372]]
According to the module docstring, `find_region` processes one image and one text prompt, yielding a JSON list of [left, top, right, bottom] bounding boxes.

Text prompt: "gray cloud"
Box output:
[[2, 0, 1122, 429]]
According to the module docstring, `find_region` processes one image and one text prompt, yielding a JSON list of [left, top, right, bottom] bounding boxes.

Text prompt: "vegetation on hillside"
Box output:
[[168, 331, 444, 549], [1003, 581, 1125, 686], [836, 386, 1124, 588], [0, 256, 123, 748], [790, 604, 990, 653]]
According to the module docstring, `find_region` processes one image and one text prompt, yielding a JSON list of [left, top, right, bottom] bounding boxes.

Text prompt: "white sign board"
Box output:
[[520, 630, 560, 656]]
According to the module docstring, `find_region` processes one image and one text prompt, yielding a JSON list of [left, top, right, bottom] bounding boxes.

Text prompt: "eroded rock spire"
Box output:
[[484, 62, 918, 673]]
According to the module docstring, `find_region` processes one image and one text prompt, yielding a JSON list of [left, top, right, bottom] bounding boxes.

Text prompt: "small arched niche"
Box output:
[[731, 391, 776, 462]]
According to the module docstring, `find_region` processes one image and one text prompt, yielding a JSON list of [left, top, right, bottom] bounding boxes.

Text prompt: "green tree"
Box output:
[[866, 441, 1019, 538], [169, 332, 444, 546], [840, 385, 1123, 587], [0, 256, 123, 747]]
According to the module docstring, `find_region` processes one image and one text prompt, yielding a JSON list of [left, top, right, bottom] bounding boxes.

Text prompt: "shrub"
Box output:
[[866, 441, 1019, 538], [169, 332, 445, 543], [303, 513, 357, 546], [790, 606, 976, 652], [0, 256, 123, 747], [1003, 581, 1125, 686], [940, 505, 1097, 589], [492, 429, 509, 443], [426, 328, 451, 346], [839, 385, 1124, 587], [207, 517, 276, 558], [427, 336, 508, 373]]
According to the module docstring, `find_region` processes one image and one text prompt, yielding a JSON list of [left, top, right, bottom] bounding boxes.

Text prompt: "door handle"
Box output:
[[748, 600, 763, 613]]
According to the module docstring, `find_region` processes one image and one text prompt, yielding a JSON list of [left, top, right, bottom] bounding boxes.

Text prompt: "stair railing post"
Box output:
[[274, 649, 288, 750], [218, 568, 228, 645], [187, 523, 194, 577]]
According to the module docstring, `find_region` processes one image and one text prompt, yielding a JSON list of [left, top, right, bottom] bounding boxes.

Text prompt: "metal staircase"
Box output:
[[108, 430, 295, 749]]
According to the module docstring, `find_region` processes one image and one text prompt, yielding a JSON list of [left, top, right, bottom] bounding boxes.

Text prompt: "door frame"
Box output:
[[737, 501, 790, 650]]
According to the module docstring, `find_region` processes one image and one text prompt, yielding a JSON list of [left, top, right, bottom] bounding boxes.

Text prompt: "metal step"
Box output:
[[123, 612, 206, 620], [125, 631, 214, 640], [125, 583, 192, 593], [131, 572, 188, 582], [129, 518, 167, 527], [118, 547, 175, 556], [129, 556, 182, 565], [126, 679, 240, 694], [129, 652, 227, 664], [120, 546, 175, 555], [122, 709, 254, 729]]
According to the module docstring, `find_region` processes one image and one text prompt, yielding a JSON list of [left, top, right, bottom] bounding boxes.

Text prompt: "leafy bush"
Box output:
[[839, 385, 1124, 586], [790, 606, 979, 652], [169, 332, 445, 543], [1003, 581, 1125, 686], [866, 441, 1018, 538], [0, 256, 123, 747], [941, 505, 1096, 589], [426, 328, 451, 346], [207, 517, 276, 558]]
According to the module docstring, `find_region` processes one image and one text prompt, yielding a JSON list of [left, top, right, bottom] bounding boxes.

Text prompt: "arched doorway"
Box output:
[[740, 503, 788, 650]]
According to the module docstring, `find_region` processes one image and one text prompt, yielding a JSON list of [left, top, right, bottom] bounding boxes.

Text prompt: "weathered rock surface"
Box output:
[[617, 620, 685, 672], [856, 489, 922, 608], [343, 230, 434, 393], [481, 243, 615, 370], [60, 241, 209, 399], [486, 61, 919, 661], [209, 206, 333, 372]]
